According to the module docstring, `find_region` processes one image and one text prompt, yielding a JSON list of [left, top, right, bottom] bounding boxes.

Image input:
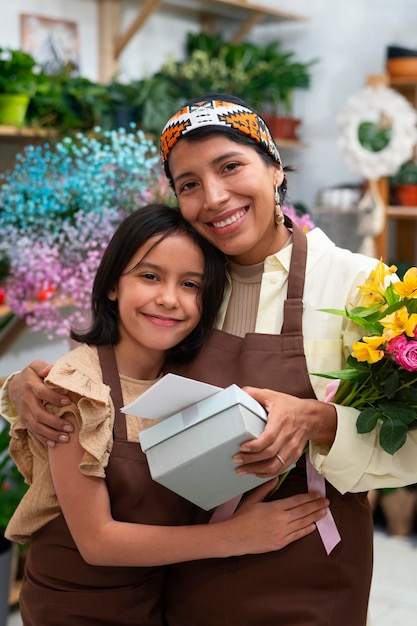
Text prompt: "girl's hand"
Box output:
[[230, 479, 329, 553], [233, 387, 337, 478], [8, 360, 73, 446]]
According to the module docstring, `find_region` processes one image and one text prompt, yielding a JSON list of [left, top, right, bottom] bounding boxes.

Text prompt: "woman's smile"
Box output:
[[209, 207, 248, 230]]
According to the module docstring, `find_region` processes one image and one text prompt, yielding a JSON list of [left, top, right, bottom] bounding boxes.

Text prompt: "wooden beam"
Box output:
[[98, 0, 122, 83], [114, 0, 164, 59], [374, 177, 389, 262], [230, 10, 262, 44], [200, 0, 307, 22]]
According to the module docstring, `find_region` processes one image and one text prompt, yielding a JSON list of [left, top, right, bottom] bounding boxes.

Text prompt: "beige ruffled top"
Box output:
[[6, 344, 160, 543]]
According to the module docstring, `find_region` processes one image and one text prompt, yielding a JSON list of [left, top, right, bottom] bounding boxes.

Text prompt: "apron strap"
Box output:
[[281, 218, 307, 335], [97, 344, 127, 440]]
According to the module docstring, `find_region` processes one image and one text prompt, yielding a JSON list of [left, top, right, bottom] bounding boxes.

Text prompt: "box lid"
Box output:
[[139, 383, 267, 452], [121, 373, 221, 420]]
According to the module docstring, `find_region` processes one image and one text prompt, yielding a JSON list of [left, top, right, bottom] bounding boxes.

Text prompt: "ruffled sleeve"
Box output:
[[43, 344, 115, 478]]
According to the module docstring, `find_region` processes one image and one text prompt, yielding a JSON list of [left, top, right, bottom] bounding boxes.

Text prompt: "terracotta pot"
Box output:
[[262, 114, 301, 140], [386, 57, 417, 79], [396, 184, 417, 206], [379, 488, 417, 536]]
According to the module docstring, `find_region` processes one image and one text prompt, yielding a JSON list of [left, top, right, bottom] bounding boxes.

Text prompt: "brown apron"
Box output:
[[19, 345, 194, 626], [165, 224, 373, 626]]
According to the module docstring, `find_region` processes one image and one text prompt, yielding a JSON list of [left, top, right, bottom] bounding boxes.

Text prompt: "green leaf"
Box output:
[[356, 407, 382, 433], [378, 401, 417, 425], [349, 303, 384, 318], [380, 419, 408, 454], [405, 297, 417, 314], [398, 387, 417, 404], [380, 300, 408, 316], [383, 369, 400, 399], [345, 355, 372, 372], [318, 307, 347, 317], [384, 283, 400, 307], [311, 368, 369, 382], [318, 306, 383, 334]]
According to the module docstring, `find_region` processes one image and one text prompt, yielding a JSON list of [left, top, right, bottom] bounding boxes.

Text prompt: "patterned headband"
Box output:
[[160, 99, 281, 166]]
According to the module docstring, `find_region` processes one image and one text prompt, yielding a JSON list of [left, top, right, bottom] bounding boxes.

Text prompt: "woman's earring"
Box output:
[[274, 187, 284, 225]]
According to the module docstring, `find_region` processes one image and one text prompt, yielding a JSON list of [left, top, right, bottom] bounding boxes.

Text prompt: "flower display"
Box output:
[[0, 127, 174, 339], [316, 261, 417, 454]]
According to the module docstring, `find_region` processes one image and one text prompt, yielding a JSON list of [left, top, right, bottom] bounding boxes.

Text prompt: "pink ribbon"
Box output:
[[209, 495, 242, 523], [305, 453, 341, 554], [209, 453, 341, 555], [325, 379, 341, 403]]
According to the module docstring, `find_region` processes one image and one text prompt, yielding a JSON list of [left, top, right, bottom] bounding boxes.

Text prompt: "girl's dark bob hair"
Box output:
[[71, 203, 227, 363], [163, 92, 289, 203]]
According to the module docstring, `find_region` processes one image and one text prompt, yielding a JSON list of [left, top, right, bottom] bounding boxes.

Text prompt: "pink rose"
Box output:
[[386, 334, 408, 355], [392, 339, 417, 372]]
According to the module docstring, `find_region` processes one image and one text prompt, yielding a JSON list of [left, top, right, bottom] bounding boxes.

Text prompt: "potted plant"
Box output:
[[180, 32, 317, 141], [389, 159, 417, 206], [259, 48, 317, 140], [0, 418, 28, 621], [103, 79, 146, 130], [28, 64, 109, 133], [0, 48, 40, 126]]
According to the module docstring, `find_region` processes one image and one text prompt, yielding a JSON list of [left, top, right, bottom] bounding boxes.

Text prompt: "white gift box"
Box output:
[[122, 375, 270, 510]]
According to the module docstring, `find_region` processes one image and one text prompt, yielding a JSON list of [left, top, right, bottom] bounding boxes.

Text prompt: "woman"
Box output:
[[5, 204, 328, 625], [3, 94, 417, 624]]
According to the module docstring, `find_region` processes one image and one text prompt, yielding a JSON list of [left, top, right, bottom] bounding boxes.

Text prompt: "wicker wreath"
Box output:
[[338, 85, 417, 180]]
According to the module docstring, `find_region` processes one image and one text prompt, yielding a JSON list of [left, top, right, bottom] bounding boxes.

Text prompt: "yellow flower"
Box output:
[[380, 306, 417, 340], [392, 267, 417, 299], [352, 336, 385, 363], [357, 260, 397, 307]]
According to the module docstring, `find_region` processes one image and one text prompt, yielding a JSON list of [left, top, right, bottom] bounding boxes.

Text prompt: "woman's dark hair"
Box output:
[[71, 203, 227, 363], [163, 92, 290, 203]]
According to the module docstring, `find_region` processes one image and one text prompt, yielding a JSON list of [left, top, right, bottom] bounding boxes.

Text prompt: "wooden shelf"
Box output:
[[0, 125, 53, 140], [97, 0, 308, 81], [388, 76, 417, 87], [386, 205, 417, 219], [274, 137, 308, 149], [0, 127, 57, 172]]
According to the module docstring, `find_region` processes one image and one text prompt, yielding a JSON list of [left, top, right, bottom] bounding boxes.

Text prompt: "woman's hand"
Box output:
[[8, 360, 73, 446], [233, 387, 337, 478]]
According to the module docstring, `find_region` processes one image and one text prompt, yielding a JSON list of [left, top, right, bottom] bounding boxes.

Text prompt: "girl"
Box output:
[[5, 204, 328, 625]]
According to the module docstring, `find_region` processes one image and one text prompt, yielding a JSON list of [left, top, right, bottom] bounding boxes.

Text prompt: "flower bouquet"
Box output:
[[316, 261, 417, 454]]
